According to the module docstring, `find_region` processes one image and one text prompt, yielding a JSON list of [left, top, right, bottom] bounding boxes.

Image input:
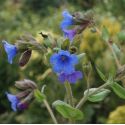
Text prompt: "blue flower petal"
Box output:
[[67, 71, 83, 83], [58, 73, 66, 83], [63, 29, 77, 41], [70, 54, 78, 65], [50, 50, 78, 74], [2, 40, 17, 64], [53, 64, 62, 73], [50, 53, 59, 65], [60, 10, 74, 29], [63, 64, 75, 74], [62, 10, 73, 20], [6, 92, 19, 111], [58, 71, 83, 84], [59, 50, 70, 56]]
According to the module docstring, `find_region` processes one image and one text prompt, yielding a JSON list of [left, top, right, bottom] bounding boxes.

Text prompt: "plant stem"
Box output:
[[95, 27, 121, 69], [64, 81, 74, 107], [75, 82, 110, 109], [106, 41, 121, 69], [43, 99, 58, 124]]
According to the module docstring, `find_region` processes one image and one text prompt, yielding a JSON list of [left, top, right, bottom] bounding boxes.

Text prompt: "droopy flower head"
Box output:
[[60, 10, 74, 29], [50, 50, 78, 74], [58, 71, 83, 84], [6, 92, 19, 111], [2, 40, 18, 64], [6, 92, 28, 111], [63, 29, 77, 41]]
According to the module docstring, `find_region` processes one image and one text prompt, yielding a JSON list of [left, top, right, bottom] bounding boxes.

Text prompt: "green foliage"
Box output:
[[52, 100, 84, 120], [34, 89, 46, 102], [96, 67, 107, 81], [84, 88, 110, 102], [110, 82, 125, 99], [101, 26, 110, 42], [61, 39, 70, 50]]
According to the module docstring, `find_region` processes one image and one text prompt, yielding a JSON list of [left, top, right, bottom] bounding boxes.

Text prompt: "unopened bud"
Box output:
[[15, 79, 37, 90], [73, 10, 94, 25], [19, 50, 32, 67], [16, 89, 31, 99], [69, 46, 78, 54]]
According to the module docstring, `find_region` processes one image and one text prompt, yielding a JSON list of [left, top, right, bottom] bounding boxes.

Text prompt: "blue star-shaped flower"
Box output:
[[50, 50, 78, 74], [60, 10, 74, 30], [2, 40, 18, 64], [58, 71, 83, 84]]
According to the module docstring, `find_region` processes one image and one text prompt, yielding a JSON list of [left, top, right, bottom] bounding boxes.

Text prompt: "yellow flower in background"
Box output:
[[107, 105, 125, 124], [101, 17, 121, 36], [80, 17, 121, 54]]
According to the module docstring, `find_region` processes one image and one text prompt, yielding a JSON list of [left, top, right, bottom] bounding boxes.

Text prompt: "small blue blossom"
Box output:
[[6, 92, 28, 111], [50, 50, 78, 74], [63, 29, 77, 41], [2, 40, 18, 64], [60, 10, 74, 29], [6, 92, 19, 111], [58, 71, 83, 84]]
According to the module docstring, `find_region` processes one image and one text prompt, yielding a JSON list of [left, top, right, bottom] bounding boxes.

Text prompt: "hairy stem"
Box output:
[[64, 81, 74, 107], [43, 99, 58, 124], [75, 82, 110, 109], [106, 41, 121, 69]]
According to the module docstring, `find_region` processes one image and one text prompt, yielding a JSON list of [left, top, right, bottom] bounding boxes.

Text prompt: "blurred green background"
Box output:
[[0, 0, 125, 123]]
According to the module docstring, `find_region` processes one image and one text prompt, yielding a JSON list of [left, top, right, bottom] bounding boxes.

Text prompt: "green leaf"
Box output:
[[112, 43, 121, 55], [84, 88, 110, 102], [101, 26, 109, 42], [34, 89, 46, 102], [96, 67, 107, 81], [117, 31, 125, 41], [61, 39, 70, 50], [53, 100, 84, 120], [110, 82, 125, 99]]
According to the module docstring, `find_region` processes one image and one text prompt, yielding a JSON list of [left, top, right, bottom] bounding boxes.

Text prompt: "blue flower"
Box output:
[[63, 29, 77, 41], [50, 50, 78, 74], [60, 10, 74, 29], [6, 92, 19, 111], [6, 92, 28, 111], [58, 71, 83, 84], [2, 40, 18, 64]]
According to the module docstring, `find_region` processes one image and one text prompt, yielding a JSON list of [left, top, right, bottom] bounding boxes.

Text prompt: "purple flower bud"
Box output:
[[17, 102, 28, 110], [58, 71, 83, 84], [19, 50, 32, 67], [63, 29, 77, 41], [2, 40, 18, 64]]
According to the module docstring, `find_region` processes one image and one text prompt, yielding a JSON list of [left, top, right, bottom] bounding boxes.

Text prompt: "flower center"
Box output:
[[61, 55, 67, 62]]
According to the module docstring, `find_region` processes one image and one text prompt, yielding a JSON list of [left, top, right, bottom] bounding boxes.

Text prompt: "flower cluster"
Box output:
[[6, 79, 37, 111], [60, 10, 93, 41], [3, 10, 91, 112], [50, 50, 83, 84], [49, 10, 94, 84]]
